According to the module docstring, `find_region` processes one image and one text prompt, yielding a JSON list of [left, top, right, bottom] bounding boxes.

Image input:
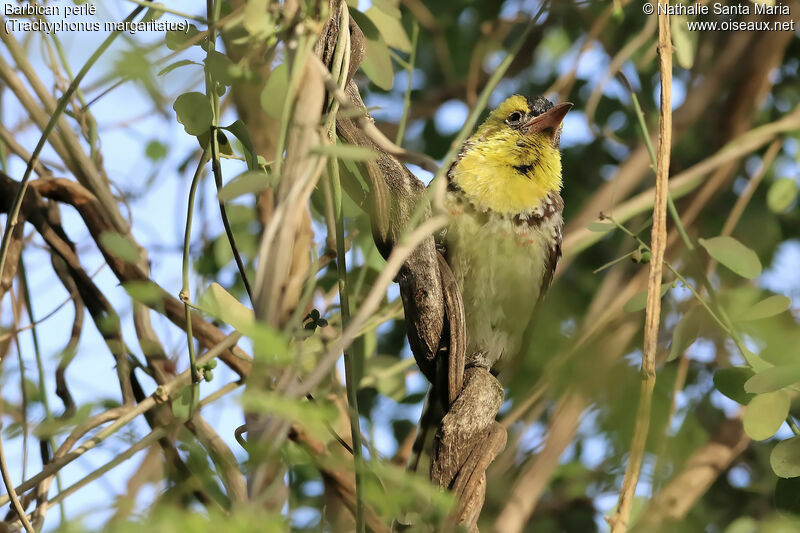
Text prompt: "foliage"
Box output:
[[0, 0, 798, 532]]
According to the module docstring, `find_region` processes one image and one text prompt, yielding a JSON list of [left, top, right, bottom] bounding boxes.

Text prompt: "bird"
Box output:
[[403, 95, 571, 481], [441, 94, 571, 373]]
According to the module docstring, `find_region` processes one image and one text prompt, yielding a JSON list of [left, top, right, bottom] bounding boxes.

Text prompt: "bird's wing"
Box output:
[[538, 195, 564, 298], [539, 223, 562, 297]]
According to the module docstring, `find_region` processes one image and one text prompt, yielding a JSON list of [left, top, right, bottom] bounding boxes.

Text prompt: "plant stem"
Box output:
[[0, 3, 149, 303], [325, 5, 365, 531], [395, 22, 419, 147], [0, 427, 34, 533], [330, 156, 366, 533], [604, 217, 726, 332], [629, 85, 693, 250], [202, 0, 253, 304], [273, 35, 315, 180], [19, 259, 67, 521], [182, 147, 212, 406], [0, 333, 242, 509], [610, 7, 672, 531], [787, 417, 800, 437], [125, 0, 208, 22]]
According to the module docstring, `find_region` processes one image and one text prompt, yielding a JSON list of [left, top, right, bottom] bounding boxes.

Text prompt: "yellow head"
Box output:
[[450, 95, 571, 215]]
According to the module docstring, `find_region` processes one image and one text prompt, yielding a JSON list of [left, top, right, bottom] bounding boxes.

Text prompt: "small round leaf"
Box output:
[[743, 391, 790, 441], [144, 140, 168, 161], [173, 92, 213, 136], [745, 364, 800, 394], [767, 178, 798, 213], [713, 367, 756, 405], [771, 437, 800, 478]]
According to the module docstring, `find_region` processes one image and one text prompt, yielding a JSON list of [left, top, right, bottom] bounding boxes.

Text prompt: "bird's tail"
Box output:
[[393, 388, 444, 532], [407, 387, 446, 473]]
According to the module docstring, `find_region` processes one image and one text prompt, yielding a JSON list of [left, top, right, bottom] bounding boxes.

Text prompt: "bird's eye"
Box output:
[[507, 111, 523, 125]]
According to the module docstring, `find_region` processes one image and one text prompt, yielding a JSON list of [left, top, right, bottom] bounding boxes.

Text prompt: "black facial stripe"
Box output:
[[513, 164, 533, 177]]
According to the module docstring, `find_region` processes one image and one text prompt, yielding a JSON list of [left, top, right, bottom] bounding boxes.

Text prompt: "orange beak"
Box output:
[[522, 102, 573, 140]]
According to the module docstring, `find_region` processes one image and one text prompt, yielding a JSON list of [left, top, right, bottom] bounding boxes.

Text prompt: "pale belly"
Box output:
[[445, 210, 551, 370]]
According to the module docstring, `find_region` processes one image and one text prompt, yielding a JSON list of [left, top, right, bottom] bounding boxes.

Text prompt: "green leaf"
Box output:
[[767, 178, 798, 213], [667, 306, 701, 362], [361, 355, 411, 400], [100, 232, 141, 264], [243, 0, 274, 36], [121, 280, 165, 307], [365, 7, 411, 52], [197, 282, 254, 332], [771, 437, 800, 478], [173, 92, 213, 136], [245, 322, 290, 364], [204, 51, 242, 86], [671, 15, 697, 69], [260, 63, 288, 120], [217, 170, 274, 202], [172, 386, 199, 419], [698, 236, 762, 279], [215, 129, 233, 155], [310, 143, 377, 161], [371, 0, 402, 17], [221, 120, 258, 170], [196, 130, 233, 156], [622, 282, 670, 313], [736, 294, 792, 322], [35, 404, 93, 439], [775, 476, 800, 515], [723, 517, 758, 533], [714, 367, 756, 405], [745, 364, 800, 394], [350, 9, 394, 90], [743, 390, 789, 440], [142, 2, 165, 23], [586, 221, 615, 233], [157, 59, 199, 77], [166, 24, 201, 51], [240, 390, 335, 440], [144, 140, 168, 161], [742, 348, 772, 373]]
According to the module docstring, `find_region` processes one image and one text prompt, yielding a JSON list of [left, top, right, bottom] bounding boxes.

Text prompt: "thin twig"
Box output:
[[395, 21, 419, 147], [314, 57, 439, 173], [0, 424, 34, 533], [181, 147, 211, 407], [325, 6, 366, 531], [204, 0, 253, 305], [608, 6, 672, 532], [19, 259, 67, 522], [10, 297, 29, 482], [0, 3, 150, 300], [0, 333, 242, 508], [7, 379, 246, 530], [719, 140, 781, 239], [292, 216, 448, 398], [562, 105, 800, 258]]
